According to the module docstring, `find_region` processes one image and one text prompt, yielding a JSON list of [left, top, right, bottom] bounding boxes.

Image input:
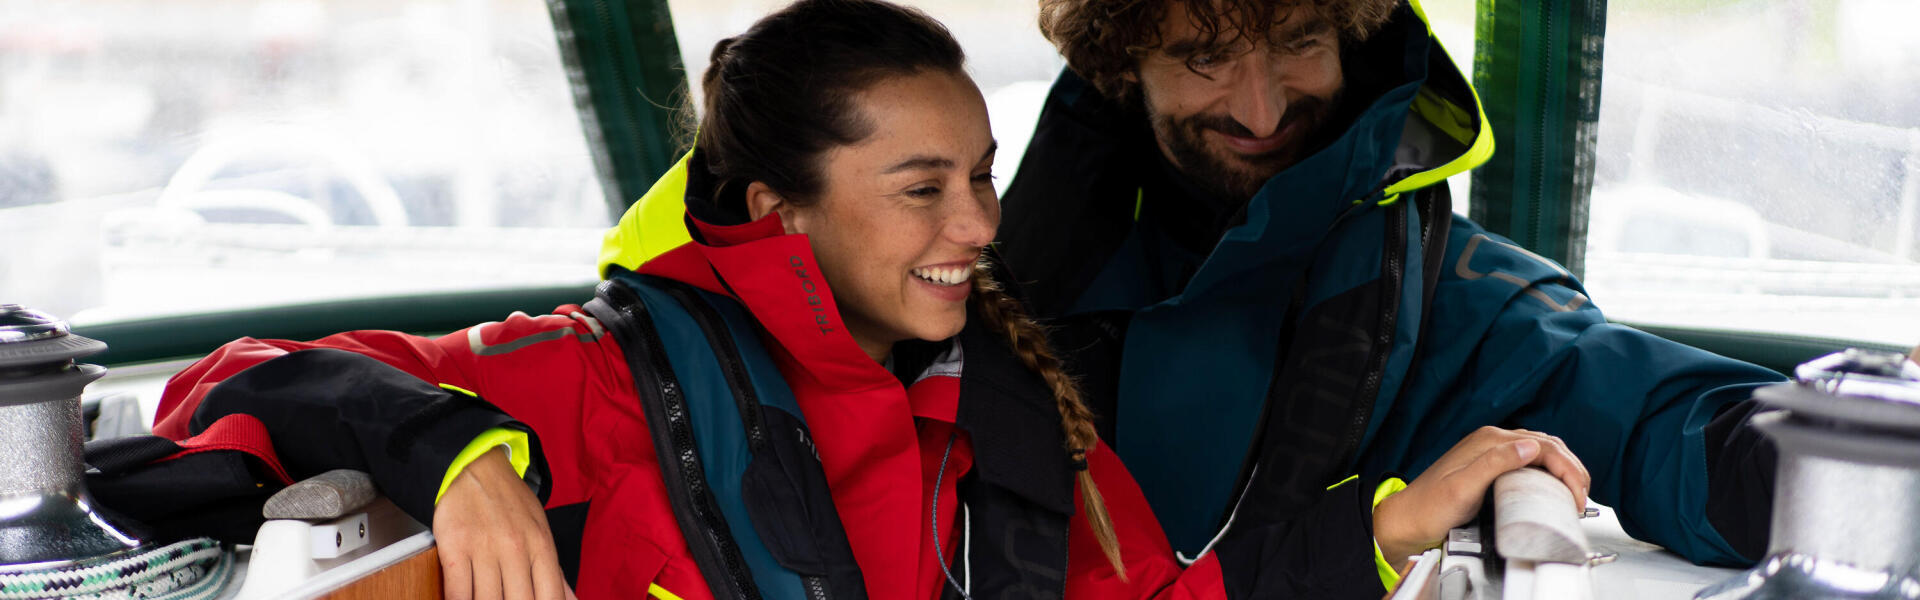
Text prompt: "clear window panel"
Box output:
[[0, 0, 608, 325], [1586, 0, 1920, 346]]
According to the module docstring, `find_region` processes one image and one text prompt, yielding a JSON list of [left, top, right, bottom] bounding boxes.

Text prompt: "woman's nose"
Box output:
[[945, 194, 998, 248]]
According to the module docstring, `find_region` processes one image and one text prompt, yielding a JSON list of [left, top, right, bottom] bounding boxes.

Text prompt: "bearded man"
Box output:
[[992, 0, 1782, 587]]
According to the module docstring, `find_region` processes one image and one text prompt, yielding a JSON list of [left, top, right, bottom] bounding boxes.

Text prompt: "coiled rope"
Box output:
[[0, 538, 231, 600]]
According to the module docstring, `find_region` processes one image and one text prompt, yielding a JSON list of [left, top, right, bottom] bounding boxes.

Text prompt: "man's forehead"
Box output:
[[1156, 0, 1331, 51]]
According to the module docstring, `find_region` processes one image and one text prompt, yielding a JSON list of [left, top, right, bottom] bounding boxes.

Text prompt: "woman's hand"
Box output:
[[1372, 426, 1591, 563], [433, 448, 575, 600]]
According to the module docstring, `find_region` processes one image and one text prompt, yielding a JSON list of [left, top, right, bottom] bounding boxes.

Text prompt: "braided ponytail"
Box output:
[[969, 265, 1128, 582]]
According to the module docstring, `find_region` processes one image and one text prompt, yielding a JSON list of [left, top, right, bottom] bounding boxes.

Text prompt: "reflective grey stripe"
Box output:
[[467, 313, 605, 356], [1455, 234, 1590, 312], [568, 311, 606, 341], [468, 326, 570, 356]]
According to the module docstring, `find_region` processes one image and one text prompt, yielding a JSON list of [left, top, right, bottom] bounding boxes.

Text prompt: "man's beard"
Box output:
[[1149, 92, 1339, 200]]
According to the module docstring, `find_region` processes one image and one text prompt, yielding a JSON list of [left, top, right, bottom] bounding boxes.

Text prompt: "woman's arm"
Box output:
[[154, 305, 633, 600], [155, 304, 627, 508], [438, 449, 576, 600], [177, 347, 542, 523]]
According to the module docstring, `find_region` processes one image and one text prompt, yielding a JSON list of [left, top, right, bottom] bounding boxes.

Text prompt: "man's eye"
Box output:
[[1286, 38, 1322, 53], [1187, 52, 1227, 70], [971, 172, 996, 184], [907, 186, 940, 198]]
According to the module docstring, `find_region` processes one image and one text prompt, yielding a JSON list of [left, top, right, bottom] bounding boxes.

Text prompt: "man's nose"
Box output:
[[1227, 52, 1286, 138]]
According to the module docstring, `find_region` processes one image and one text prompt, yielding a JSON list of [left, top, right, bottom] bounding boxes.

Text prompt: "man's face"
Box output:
[[1133, 2, 1345, 199]]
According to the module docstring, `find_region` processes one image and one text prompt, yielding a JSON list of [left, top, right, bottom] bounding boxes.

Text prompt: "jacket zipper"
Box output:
[[660, 281, 837, 600], [1343, 201, 1408, 462], [659, 282, 771, 452], [598, 280, 763, 600]]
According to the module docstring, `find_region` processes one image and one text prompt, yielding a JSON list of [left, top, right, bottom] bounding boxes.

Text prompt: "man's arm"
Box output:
[[1404, 225, 1784, 566]]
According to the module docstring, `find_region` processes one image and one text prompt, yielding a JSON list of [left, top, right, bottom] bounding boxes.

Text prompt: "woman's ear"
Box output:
[[745, 181, 800, 234]]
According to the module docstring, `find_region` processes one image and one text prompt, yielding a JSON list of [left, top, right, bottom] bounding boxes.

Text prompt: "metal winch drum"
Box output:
[[0, 305, 234, 600], [0, 304, 146, 569], [1697, 349, 1920, 600]]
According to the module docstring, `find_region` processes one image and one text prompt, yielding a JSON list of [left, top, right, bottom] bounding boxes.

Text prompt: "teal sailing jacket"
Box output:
[[996, 1, 1783, 570]]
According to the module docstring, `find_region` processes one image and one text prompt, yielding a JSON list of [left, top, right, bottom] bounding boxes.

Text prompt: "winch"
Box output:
[[1389, 348, 1920, 600], [1697, 349, 1920, 600], [0, 304, 229, 599]]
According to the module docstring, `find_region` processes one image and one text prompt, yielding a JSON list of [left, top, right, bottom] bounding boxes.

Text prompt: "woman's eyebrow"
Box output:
[[884, 142, 999, 174], [883, 155, 955, 174]]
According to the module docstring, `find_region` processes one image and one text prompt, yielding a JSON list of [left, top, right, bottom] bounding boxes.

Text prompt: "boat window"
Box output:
[[1586, 0, 1920, 346], [0, 0, 608, 325]]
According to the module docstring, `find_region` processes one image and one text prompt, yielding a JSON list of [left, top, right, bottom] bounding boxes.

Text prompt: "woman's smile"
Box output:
[[909, 259, 976, 302]]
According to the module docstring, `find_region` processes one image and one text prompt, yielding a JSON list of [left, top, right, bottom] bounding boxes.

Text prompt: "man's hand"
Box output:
[[1372, 426, 1591, 563], [433, 448, 574, 600]]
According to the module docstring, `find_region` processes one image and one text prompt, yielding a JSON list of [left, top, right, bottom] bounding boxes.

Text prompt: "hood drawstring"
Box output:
[[931, 430, 972, 600]]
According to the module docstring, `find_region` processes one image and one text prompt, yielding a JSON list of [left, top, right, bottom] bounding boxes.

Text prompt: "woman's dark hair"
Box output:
[[694, 0, 1131, 580], [695, 0, 963, 220]]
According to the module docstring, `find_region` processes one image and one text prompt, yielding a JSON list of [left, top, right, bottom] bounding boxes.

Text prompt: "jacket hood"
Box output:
[[601, 146, 892, 389], [597, 148, 703, 279], [1046, 0, 1491, 311], [1381, 0, 1494, 198], [1170, 0, 1485, 299]]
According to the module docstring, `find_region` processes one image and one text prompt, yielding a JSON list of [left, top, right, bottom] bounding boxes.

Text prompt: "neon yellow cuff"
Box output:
[[1372, 477, 1411, 590], [435, 427, 531, 504]]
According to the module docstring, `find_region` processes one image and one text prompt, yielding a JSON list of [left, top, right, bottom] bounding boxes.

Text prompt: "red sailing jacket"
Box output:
[[153, 212, 1252, 599]]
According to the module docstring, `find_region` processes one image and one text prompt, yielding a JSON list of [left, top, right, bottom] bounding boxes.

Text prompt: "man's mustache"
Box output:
[[1183, 114, 1260, 138], [1176, 97, 1330, 142]]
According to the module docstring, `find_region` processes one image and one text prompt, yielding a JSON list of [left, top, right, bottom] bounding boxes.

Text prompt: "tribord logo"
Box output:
[[789, 256, 835, 335]]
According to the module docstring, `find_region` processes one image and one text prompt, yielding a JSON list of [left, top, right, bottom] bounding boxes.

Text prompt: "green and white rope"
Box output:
[[0, 538, 232, 600]]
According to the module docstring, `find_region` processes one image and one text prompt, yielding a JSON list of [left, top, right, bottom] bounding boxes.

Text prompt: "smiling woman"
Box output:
[[743, 73, 1000, 360], [692, 10, 1000, 360]]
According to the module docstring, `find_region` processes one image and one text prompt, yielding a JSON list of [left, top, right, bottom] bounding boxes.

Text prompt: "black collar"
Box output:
[[952, 318, 1079, 515]]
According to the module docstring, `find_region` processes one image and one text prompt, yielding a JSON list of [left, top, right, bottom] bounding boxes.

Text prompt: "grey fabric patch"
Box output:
[[262, 469, 377, 521]]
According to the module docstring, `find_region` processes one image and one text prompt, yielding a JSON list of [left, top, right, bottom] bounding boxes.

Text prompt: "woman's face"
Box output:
[[753, 69, 999, 362]]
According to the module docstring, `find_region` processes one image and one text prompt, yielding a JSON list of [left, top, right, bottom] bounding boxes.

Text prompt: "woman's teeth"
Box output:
[[911, 266, 970, 286]]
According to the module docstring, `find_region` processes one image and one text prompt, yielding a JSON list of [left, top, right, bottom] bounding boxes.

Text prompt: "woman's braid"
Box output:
[[969, 264, 1128, 581]]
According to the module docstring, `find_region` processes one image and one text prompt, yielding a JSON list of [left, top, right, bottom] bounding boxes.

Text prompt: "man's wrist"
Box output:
[[1372, 491, 1431, 561], [1371, 477, 1414, 589]]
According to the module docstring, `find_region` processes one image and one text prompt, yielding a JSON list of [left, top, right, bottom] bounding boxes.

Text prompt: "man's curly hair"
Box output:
[[1039, 0, 1400, 102]]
